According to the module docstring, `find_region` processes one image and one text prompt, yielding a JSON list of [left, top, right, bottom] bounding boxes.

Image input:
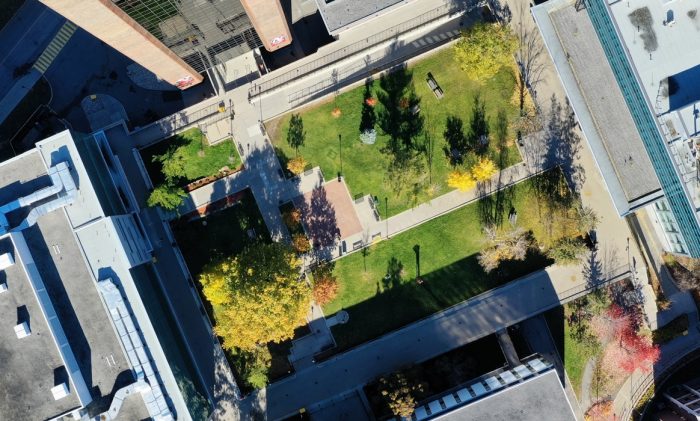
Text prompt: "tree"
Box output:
[[154, 146, 187, 182], [287, 114, 306, 156], [386, 152, 427, 201], [360, 81, 377, 133], [577, 203, 599, 234], [471, 157, 497, 182], [478, 226, 532, 273], [547, 237, 588, 265], [230, 346, 272, 390], [376, 68, 424, 152], [292, 233, 311, 254], [495, 109, 509, 149], [466, 94, 490, 155], [312, 263, 339, 306], [447, 169, 476, 191], [379, 372, 424, 418], [201, 242, 311, 351], [443, 115, 467, 167], [513, 1, 545, 113], [147, 183, 185, 210], [454, 23, 517, 82], [287, 155, 307, 175], [585, 400, 614, 421]]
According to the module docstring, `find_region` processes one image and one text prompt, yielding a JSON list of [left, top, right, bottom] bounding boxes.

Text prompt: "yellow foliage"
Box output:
[[454, 23, 517, 82], [447, 170, 476, 191], [200, 243, 311, 351], [287, 156, 307, 175], [471, 157, 497, 182]]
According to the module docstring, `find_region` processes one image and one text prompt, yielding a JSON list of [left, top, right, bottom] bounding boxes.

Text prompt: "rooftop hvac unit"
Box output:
[[14, 322, 30, 338], [51, 383, 70, 400], [0, 253, 14, 270]]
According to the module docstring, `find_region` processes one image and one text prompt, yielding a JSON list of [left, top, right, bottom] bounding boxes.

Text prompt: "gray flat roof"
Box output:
[[546, 1, 661, 205], [435, 370, 575, 421], [315, 0, 407, 34], [0, 235, 81, 420]]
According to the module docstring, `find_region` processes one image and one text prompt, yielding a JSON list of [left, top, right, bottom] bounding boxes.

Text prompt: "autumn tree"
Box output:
[[287, 114, 306, 156], [147, 183, 185, 211], [292, 233, 311, 254], [443, 115, 467, 167], [454, 23, 517, 82], [200, 242, 311, 351], [471, 157, 497, 182], [478, 226, 532, 273], [287, 155, 307, 175], [379, 372, 425, 419], [466, 94, 490, 155], [312, 262, 339, 306], [386, 152, 427, 204], [447, 169, 476, 191]]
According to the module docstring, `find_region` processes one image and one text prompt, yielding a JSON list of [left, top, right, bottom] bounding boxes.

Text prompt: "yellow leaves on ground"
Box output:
[[447, 170, 476, 191]]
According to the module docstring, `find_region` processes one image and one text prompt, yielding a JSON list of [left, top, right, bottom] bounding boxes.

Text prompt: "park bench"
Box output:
[[426, 72, 444, 99]]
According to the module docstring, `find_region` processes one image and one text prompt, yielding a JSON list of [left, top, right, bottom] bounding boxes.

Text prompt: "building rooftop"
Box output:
[[0, 234, 81, 420], [0, 131, 174, 420], [435, 369, 575, 421], [535, 0, 662, 214], [315, 0, 407, 34]]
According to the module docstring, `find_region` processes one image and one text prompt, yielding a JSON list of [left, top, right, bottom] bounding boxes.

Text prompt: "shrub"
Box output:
[[547, 237, 588, 265], [292, 233, 311, 254], [287, 156, 307, 175]]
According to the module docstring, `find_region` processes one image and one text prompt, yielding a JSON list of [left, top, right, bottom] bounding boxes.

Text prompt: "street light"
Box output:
[[338, 134, 343, 178], [385, 196, 389, 239]]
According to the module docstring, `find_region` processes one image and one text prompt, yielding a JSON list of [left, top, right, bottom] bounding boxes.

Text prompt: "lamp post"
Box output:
[[258, 85, 263, 123], [338, 134, 343, 178], [385, 196, 389, 239]]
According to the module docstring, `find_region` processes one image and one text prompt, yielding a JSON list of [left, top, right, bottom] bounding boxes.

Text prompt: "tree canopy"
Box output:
[[287, 114, 306, 155], [147, 184, 185, 211], [199, 242, 311, 351], [454, 23, 517, 82]]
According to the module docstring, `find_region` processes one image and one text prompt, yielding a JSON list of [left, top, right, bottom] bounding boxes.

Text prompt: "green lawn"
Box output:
[[269, 47, 522, 216], [324, 178, 553, 351], [140, 127, 241, 187]]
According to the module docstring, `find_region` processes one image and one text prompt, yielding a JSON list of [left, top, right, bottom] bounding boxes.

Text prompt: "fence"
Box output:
[[249, 1, 481, 99]]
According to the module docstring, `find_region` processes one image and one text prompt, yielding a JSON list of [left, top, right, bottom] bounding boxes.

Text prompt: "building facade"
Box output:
[[40, 0, 291, 89]]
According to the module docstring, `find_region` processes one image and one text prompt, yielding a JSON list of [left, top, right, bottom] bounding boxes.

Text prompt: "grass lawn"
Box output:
[[268, 47, 522, 217], [140, 127, 241, 187], [545, 304, 598, 400], [324, 177, 554, 351]]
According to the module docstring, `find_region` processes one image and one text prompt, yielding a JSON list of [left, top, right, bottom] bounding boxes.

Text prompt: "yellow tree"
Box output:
[[471, 157, 497, 182], [447, 169, 476, 191], [454, 23, 517, 82], [200, 242, 311, 351], [287, 156, 307, 175]]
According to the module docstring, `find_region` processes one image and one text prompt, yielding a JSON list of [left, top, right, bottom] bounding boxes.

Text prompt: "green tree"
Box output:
[[154, 146, 187, 182], [200, 242, 311, 351], [454, 22, 518, 82], [287, 114, 306, 156], [379, 372, 425, 418], [230, 346, 273, 390], [147, 183, 185, 210], [466, 94, 490, 155]]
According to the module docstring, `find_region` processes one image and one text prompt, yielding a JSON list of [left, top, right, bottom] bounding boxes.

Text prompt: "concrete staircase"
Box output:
[[32, 21, 77, 74]]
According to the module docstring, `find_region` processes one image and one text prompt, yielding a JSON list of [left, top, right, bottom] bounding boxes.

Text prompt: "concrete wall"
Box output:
[[38, 0, 203, 89], [240, 0, 292, 51]]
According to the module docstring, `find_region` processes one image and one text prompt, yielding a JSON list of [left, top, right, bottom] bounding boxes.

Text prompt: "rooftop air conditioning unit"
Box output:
[[0, 253, 14, 270], [14, 322, 30, 338], [51, 383, 70, 400]]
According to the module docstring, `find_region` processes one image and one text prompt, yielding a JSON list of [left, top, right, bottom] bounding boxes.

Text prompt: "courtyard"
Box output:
[[268, 46, 522, 217]]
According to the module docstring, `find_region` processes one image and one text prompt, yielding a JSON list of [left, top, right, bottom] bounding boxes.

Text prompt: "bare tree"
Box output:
[[513, 1, 546, 114]]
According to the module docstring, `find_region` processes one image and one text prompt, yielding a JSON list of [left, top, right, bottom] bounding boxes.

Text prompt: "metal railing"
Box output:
[[248, 1, 479, 99]]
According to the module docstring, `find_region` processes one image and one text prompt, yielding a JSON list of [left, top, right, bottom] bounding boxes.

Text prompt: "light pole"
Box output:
[[338, 134, 343, 178], [258, 85, 263, 123], [385, 196, 389, 239]]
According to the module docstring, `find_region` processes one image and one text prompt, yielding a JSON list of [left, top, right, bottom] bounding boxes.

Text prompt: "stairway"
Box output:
[[32, 21, 77, 74]]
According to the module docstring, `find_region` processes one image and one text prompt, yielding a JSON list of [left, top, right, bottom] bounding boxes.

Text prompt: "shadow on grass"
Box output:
[[329, 249, 553, 352]]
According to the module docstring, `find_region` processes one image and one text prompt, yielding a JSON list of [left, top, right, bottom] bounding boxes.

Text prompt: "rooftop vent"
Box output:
[[0, 253, 14, 270], [51, 383, 70, 400], [14, 322, 30, 338]]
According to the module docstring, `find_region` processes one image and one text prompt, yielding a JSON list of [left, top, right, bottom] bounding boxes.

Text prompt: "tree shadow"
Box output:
[[443, 115, 467, 167], [542, 95, 585, 196], [360, 78, 377, 133], [383, 257, 404, 290], [376, 65, 424, 153], [297, 185, 340, 262]]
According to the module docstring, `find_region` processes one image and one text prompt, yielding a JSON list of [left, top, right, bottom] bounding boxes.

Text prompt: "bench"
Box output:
[[426, 72, 444, 99]]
